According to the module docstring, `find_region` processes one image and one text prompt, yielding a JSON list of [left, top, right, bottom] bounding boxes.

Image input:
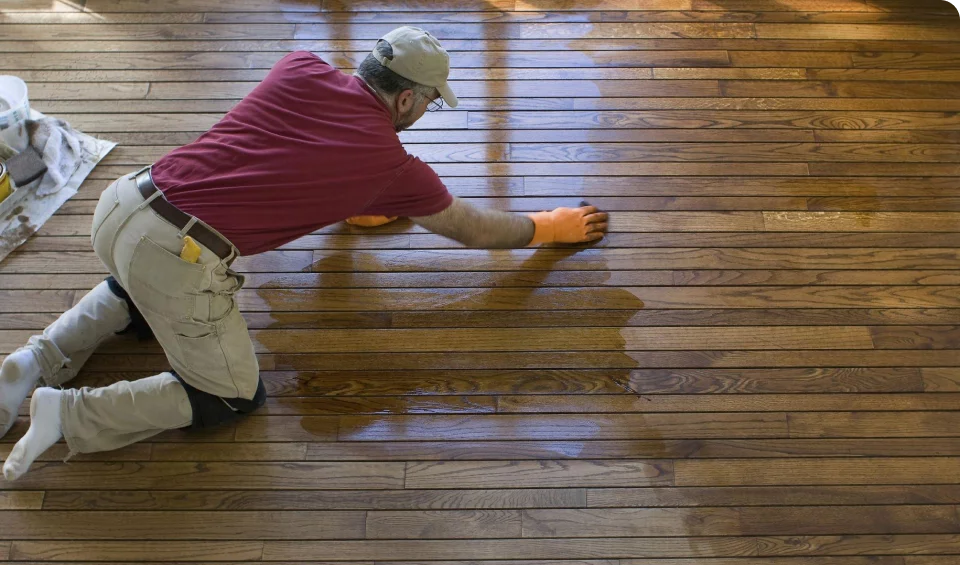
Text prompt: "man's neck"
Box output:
[[354, 74, 398, 124]]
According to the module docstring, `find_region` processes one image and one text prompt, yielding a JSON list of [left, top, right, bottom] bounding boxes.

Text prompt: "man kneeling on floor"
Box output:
[[0, 27, 607, 480]]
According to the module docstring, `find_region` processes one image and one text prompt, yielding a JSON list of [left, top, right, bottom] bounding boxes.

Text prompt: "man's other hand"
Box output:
[[345, 215, 398, 227]]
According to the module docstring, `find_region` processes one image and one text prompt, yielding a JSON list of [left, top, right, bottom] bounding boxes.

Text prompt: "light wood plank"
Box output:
[[405, 460, 673, 489]]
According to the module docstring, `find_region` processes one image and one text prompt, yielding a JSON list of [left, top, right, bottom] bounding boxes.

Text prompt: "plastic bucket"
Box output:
[[0, 76, 30, 153]]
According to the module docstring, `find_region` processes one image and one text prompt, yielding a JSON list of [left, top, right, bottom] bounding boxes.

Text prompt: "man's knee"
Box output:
[[172, 371, 266, 430]]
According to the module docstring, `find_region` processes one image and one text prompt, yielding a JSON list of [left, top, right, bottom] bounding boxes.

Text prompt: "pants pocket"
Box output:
[[172, 309, 259, 400], [175, 328, 233, 386], [127, 236, 206, 321], [199, 263, 245, 323]]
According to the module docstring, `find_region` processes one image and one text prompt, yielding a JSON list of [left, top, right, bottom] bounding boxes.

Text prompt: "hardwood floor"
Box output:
[[1, 0, 959, 562]]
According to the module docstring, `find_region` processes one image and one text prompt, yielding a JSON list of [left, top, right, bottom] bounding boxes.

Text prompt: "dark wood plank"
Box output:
[[258, 367, 922, 396], [261, 396, 496, 415], [246, 327, 877, 353], [257, 536, 956, 560], [9, 541, 264, 562], [789, 411, 960, 437], [755, 535, 960, 557], [588, 485, 960, 507], [499, 393, 960, 413], [0, 23, 299, 41], [522, 506, 959, 537], [365, 510, 522, 539], [10, 248, 956, 274], [922, 367, 960, 392], [227, 286, 960, 312], [870, 325, 960, 349], [216, 308, 960, 329], [41, 488, 586, 510], [1, 462, 405, 490], [303, 438, 960, 461], [0, 326, 877, 354], [0, 511, 366, 539], [235, 413, 788, 442], [62, 349, 956, 374], [675, 458, 960, 486]]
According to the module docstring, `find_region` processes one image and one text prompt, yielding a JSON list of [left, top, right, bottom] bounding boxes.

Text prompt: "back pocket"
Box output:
[[127, 236, 206, 321]]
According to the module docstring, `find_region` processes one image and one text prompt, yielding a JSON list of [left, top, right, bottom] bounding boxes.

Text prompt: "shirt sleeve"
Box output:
[[361, 156, 454, 217]]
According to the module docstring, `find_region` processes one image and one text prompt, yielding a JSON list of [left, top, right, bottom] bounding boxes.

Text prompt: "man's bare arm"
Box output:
[[410, 197, 535, 248], [411, 197, 608, 248]]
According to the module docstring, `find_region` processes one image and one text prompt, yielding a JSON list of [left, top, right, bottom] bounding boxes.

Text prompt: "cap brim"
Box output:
[[437, 82, 458, 109]]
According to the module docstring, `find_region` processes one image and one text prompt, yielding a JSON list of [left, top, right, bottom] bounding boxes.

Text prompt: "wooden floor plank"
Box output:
[[0, 511, 366, 540], [258, 535, 960, 560], [499, 393, 960, 413], [7, 248, 958, 274], [589, 485, 960, 507], [9, 37, 960, 53], [9, 541, 265, 562], [404, 460, 672, 489], [366, 509, 522, 539], [2, 462, 406, 490], [521, 506, 960, 537], [96, 142, 960, 165], [675, 458, 960, 486], [54, 349, 956, 373], [232, 413, 789, 442], [40, 488, 585, 510]]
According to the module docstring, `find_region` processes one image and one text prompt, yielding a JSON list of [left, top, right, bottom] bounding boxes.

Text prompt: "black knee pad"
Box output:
[[171, 371, 266, 430], [105, 276, 155, 341]]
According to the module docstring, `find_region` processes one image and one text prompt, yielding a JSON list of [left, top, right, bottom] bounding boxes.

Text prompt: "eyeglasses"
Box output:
[[427, 97, 444, 112]]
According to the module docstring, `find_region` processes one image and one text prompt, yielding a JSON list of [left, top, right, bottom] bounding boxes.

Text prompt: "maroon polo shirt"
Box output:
[[150, 51, 453, 256]]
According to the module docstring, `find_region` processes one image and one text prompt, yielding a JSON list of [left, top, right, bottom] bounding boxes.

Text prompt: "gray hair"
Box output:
[[356, 40, 435, 104]]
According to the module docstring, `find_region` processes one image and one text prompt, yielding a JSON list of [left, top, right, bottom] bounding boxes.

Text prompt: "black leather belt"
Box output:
[[135, 169, 233, 260]]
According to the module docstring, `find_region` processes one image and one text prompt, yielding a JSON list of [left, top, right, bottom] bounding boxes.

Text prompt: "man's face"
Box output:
[[394, 89, 439, 133]]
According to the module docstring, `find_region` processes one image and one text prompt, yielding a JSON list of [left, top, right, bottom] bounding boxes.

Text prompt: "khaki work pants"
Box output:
[[29, 171, 259, 454]]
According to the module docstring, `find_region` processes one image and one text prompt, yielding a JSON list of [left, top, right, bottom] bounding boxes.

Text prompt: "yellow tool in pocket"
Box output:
[[179, 236, 202, 263]]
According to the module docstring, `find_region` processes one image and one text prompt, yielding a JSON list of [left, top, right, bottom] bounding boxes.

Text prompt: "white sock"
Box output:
[[0, 349, 43, 438], [3, 387, 63, 481]]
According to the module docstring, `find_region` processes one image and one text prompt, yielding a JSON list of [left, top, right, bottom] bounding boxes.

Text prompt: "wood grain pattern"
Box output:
[[1, 0, 958, 562]]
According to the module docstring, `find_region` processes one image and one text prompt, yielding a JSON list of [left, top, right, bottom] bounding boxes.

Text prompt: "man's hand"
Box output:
[[527, 205, 609, 246], [345, 215, 398, 227]]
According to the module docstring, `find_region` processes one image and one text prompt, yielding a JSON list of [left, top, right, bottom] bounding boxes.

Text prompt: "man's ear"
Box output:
[[396, 89, 415, 113]]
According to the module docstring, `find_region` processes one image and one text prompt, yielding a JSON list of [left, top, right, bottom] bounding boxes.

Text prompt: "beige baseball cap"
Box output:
[[372, 26, 458, 109]]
